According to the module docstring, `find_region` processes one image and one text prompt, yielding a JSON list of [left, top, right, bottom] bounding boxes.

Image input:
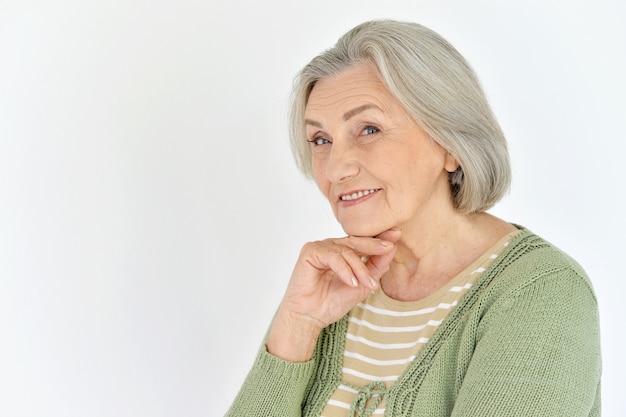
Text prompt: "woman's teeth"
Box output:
[[341, 189, 378, 201]]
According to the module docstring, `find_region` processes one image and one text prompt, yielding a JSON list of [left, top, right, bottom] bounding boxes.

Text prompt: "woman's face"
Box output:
[[304, 63, 458, 237]]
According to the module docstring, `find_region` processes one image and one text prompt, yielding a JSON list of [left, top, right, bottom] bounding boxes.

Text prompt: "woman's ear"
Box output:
[[444, 152, 460, 173]]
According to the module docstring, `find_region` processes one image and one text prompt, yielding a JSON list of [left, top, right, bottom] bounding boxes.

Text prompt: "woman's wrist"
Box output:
[[266, 307, 323, 363]]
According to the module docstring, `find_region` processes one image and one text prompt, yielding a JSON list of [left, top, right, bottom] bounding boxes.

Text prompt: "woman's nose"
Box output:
[[324, 141, 360, 183]]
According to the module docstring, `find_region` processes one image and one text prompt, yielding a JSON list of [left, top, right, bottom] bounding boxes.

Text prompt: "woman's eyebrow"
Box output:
[[343, 104, 379, 121], [305, 104, 381, 128], [304, 119, 323, 128]]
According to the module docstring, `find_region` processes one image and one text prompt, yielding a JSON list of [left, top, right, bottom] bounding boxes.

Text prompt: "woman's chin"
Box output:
[[340, 222, 388, 238]]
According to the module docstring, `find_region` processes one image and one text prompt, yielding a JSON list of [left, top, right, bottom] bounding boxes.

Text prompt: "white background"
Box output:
[[1, 1, 624, 416]]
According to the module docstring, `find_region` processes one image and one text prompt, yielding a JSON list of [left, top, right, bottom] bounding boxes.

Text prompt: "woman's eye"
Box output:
[[362, 126, 379, 135], [308, 137, 330, 146]]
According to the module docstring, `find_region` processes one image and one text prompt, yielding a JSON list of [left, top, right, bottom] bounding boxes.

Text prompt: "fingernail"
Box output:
[[369, 278, 377, 288], [351, 277, 359, 287], [380, 240, 390, 247]]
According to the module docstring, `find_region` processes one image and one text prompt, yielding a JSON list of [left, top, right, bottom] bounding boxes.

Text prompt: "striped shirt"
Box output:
[[320, 231, 520, 417]]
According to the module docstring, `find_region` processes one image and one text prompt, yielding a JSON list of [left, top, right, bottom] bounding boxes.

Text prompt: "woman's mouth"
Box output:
[[339, 188, 381, 201]]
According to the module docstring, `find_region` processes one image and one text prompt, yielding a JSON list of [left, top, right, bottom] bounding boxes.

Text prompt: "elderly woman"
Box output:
[[226, 20, 601, 417]]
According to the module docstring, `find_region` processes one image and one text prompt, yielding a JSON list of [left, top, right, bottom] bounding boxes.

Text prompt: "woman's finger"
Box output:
[[341, 248, 378, 289], [299, 236, 397, 289], [375, 228, 402, 243], [329, 235, 396, 258], [366, 246, 397, 280], [313, 248, 361, 288]]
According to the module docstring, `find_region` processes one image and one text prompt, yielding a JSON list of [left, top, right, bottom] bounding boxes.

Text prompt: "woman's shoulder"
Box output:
[[482, 226, 596, 302]]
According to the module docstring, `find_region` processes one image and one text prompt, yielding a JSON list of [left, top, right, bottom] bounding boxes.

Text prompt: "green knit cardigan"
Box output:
[[226, 229, 601, 416]]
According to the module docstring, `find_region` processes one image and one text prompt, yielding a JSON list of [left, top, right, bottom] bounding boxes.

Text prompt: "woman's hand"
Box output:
[[266, 229, 400, 362]]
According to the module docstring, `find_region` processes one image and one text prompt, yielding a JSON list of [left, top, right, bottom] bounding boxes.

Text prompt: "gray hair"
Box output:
[[289, 19, 511, 213]]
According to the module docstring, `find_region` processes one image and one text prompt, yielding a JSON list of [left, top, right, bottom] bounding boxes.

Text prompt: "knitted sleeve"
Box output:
[[224, 346, 318, 417], [450, 265, 601, 416]]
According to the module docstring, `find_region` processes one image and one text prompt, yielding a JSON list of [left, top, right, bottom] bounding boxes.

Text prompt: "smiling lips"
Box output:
[[339, 188, 381, 201]]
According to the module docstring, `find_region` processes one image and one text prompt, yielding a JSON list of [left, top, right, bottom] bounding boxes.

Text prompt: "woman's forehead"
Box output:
[[305, 63, 398, 117]]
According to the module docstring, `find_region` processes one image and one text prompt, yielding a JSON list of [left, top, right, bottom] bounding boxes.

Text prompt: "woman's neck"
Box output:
[[381, 212, 516, 301]]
